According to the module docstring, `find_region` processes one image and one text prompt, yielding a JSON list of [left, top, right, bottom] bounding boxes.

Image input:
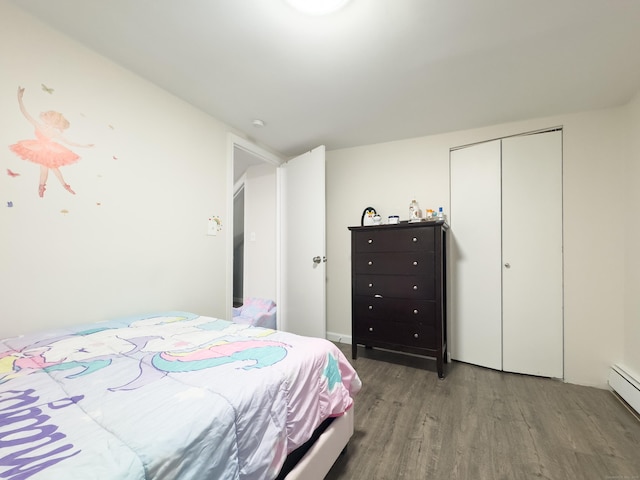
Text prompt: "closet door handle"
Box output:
[[504, 263, 511, 269]]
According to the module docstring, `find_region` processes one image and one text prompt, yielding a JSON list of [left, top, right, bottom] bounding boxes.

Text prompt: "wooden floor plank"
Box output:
[[326, 344, 640, 480]]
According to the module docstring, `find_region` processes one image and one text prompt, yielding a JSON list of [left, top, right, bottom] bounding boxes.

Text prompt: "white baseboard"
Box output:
[[609, 364, 640, 416], [326, 331, 351, 345]]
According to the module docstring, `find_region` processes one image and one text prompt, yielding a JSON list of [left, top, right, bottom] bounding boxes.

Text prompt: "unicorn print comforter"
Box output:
[[0, 312, 361, 480]]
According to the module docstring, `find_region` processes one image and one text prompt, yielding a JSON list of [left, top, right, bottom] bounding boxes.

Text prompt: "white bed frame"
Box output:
[[285, 407, 354, 479]]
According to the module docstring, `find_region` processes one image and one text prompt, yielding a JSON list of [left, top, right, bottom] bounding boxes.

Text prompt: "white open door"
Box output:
[[278, 146, 326, 338]]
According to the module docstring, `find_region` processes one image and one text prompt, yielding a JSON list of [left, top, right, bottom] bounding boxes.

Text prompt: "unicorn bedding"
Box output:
[[0, 312, 361, 480]]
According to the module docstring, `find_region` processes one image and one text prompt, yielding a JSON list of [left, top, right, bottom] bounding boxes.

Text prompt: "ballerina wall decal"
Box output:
[[8, 86, 94, 198]]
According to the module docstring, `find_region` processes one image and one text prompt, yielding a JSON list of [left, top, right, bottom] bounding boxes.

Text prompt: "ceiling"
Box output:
[[12, 0, 640, 158]]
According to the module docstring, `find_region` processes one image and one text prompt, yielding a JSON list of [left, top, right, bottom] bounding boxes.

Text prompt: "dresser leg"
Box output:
[[352, 342, 357, 360], [437, 356, 445, 379]]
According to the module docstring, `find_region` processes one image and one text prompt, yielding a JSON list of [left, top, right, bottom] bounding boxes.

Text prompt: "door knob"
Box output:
[[504, 263, 511, 268], [313, 256, 321, 264]]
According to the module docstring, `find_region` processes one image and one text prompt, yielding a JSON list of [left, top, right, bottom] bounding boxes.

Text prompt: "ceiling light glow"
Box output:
[[285, 0, 350, 16]]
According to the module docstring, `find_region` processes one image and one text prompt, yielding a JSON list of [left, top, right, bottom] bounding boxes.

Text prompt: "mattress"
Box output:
[[0, 311, 361, 479]]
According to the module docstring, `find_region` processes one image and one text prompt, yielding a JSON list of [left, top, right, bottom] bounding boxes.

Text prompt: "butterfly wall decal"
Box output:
[[7, 169, 20, 177], [41, 83, 54, 94]]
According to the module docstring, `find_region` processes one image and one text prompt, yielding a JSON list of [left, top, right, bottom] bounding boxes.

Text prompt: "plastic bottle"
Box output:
[[437, 207, 445, 221]]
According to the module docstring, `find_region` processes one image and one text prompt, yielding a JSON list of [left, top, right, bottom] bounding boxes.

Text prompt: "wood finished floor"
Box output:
[[326, 344, 640, 480]]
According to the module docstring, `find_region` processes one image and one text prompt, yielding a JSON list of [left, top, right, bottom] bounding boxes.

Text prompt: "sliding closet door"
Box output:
[[502, 131, 563, 378], [450, 130, 563, 378], [450, 140, 502, 370]]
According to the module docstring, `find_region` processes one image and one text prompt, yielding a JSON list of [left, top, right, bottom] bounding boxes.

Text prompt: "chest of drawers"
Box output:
[[348, 221, 448, 378]]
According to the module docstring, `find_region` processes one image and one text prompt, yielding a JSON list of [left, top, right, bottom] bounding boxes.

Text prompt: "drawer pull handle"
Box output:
[[413, 261, 418, 266], [368, 283, 373, 288], [374, 294, 383, 298], [412, 237, 418, 243], [368, 305, 373, 310], [413, 309, 419, 315], [413, 285, 418, 290], [414, 333, 419, 339], [368, 261, 373, 266], [368, 239, 373, 244], [369, 327, 374, 332]]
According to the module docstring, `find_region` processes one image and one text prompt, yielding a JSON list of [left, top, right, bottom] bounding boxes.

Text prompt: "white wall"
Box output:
[[0, 3, 233, 336], [327, 106, 634, 388], [243, 163, 277, 301], [3, 2, 638, 389], [624, 91, 640, 380]]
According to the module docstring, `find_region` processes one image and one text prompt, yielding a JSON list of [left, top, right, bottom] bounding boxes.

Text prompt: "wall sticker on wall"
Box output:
[[41, 83, 54, 95], [8, 86, 94, 198], [5, 169, 19, 209]]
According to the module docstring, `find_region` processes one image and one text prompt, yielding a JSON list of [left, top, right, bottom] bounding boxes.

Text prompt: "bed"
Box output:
[[0, 311, 361, 479]]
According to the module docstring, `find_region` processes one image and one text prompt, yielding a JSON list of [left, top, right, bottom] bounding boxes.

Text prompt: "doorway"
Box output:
[[233, 181, 245, 307], [226, 135, 283, 320]]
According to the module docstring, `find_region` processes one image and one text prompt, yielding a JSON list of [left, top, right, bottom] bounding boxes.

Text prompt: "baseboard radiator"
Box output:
[[609, 364, 640, 416]]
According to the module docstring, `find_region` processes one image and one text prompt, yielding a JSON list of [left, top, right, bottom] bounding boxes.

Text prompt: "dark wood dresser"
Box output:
[[348, 221, 448, 378]]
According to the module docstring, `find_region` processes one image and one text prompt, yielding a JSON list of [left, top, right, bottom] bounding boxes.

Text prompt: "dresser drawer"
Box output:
[[354, 318, 438, 350], [354, 296, 435, 326], [354, 251, 434, 275], [355, 274, 435, 300], [353, 227, 435, 253]]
